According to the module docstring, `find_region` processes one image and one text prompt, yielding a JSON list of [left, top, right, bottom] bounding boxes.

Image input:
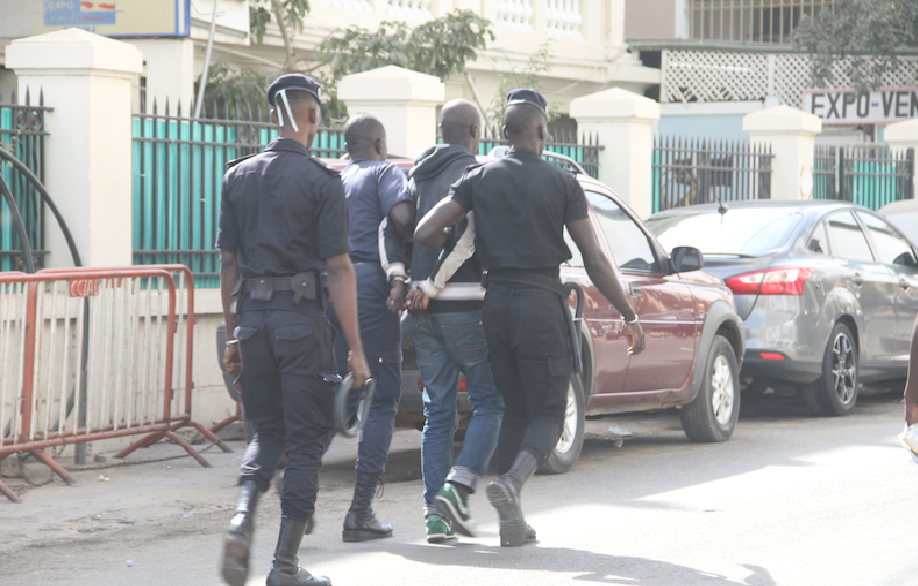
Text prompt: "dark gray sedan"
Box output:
[[646, 200, 918, 416]]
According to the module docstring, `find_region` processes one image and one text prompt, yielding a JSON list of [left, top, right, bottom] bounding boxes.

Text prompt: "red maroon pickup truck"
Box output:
[[394, 154, 745, 474]]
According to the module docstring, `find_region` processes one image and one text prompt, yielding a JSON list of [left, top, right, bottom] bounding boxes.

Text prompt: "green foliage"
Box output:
[[203, 62, 271, 120], [487, 40, 562, 126], [318, 10, 493, 82], [793, 0, 918, 91], [249, 0, 310, 45]]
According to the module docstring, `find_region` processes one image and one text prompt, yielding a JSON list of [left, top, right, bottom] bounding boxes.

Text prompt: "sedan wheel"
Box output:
[[680, 335, 739, 442], [538, 373, 586, 475], [803, 322, 858, 416]]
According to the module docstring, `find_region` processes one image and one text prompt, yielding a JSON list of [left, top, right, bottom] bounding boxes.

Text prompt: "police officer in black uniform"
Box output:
[[218, 74, 370, 586], [416, 88, 646, 547]]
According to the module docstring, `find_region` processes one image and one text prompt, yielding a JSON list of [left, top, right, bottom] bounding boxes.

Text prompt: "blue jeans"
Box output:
[[414, 311, 504, 510]]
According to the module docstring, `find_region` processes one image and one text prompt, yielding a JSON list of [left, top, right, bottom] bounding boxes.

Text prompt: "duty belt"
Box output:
[[234, 271, 326, 309], [483, 269, 585, 373]]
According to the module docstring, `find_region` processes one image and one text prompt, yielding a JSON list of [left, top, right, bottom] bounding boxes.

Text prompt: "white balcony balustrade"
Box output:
[[326, 0, 372, 10], [546, 0, 583, 38], [387, 0, 432, 19], [497, 0, 534, 32]]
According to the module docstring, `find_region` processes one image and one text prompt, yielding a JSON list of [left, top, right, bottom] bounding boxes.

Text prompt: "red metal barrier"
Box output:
[[0, 265, 232, 503]]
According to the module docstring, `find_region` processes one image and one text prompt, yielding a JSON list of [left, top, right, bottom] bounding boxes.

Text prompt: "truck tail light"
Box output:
[[725, 267, 813, 296], [419, 378, 467, 393]]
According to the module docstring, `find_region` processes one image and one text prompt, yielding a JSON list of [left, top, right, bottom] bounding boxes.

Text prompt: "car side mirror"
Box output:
[[670, 246, 704, 273], [894, 251, 918, 267]]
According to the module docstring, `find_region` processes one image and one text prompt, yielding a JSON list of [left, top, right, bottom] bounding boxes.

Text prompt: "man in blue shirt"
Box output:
[[327, 114, 415, 542]]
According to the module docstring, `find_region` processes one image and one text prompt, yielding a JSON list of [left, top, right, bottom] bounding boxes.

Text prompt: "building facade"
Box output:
[[626, 0, 918, 143], [1, 0, 661, 122]]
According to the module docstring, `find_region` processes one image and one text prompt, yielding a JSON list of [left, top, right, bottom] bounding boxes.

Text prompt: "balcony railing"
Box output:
[[497, 0, 534, 31], [387, 0, 432, 19], [326, 0, 371, 10], [546, 0, 583, 38]]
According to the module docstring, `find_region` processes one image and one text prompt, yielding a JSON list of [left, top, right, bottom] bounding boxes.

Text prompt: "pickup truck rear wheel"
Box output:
[[538, 372, 585, 475], [680, 335, 739, 442]]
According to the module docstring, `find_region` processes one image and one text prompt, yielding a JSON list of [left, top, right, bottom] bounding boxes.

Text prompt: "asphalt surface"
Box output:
[[2, 390, 918, 586]]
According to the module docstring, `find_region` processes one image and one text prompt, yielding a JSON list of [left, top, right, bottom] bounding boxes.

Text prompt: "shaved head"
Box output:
[[344, 114, 387, 158], [439, 99, 480, 152], [504, 103, 546, 139]]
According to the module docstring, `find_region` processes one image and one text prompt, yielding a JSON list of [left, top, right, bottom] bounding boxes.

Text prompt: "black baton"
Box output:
[[334, 373, 377, 438], [564, 280, 585, 374]]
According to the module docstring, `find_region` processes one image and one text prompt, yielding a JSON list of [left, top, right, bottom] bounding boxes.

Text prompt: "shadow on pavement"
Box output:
[[391, 543, 775, 585]]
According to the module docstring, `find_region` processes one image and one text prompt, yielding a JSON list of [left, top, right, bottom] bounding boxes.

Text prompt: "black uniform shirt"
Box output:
[[216, 138, 351, 277], [448, 147, 588, 271]]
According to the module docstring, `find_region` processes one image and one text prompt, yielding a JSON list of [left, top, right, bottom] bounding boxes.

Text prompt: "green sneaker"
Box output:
[[426, 514, 455, 544], [434, 483, 478, 537]]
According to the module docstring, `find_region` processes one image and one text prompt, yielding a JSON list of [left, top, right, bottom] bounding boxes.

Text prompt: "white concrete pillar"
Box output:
[[610, 0, 626, 48], [884, 119, 918, 201], [742, 105, 822, 201], [337, 65, 445, 160], [570, 88, 660, 218], [126, 38, 195, 110], [8, 28, 142, 267]]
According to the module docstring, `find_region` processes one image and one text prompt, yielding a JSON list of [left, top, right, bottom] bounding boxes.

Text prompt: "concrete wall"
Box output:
[[626, 0, 677, 38], [657, 101, 765, 142], [0, 66, 15, 96]]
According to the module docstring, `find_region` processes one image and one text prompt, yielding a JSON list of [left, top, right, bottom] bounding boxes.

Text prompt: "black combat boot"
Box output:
[[342, 474, 393, 542], [275, 471, 316, 536], [486, 450, 539, 547], [265, 516, 331, 586], [523, 524, 539, 546], [221, 478, 263, 586]]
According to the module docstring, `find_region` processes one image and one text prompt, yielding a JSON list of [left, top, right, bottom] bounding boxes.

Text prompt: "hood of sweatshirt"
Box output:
[[410, 144, 477, 182]]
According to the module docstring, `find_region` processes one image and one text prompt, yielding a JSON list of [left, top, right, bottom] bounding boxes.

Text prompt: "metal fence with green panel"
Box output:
[[651, 136, 774, 214], [131, 102, 345, 288], [814, 144, 914, 210], [474, 127, 602, 179], [133, 110, 604, 287], [0, 87, 51, 272]]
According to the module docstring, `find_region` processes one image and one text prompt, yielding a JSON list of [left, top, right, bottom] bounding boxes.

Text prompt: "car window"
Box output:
[[858, 212, 917, 266], [808, 221, 829, 255], [586, 190, 659, 272], [825, 211, 874, 262], [645, 209, 801, 254]]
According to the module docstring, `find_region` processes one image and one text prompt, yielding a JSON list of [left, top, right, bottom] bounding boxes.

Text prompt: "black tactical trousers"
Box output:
[[235, 292, 336, 522], [483, 284, 573, 474]]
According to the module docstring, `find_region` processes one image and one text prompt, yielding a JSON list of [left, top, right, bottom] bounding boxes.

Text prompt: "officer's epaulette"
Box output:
[[464, 162, 486, 172], [306, 156, 341, 177], [225, 153, 258, 170]]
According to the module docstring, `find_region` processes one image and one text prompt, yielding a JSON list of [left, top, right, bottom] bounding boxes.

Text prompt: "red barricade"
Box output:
[[0, 265, 232, 503]]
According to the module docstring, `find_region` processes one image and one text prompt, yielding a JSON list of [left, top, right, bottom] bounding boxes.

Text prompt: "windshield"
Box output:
[[883, 210, 918, 248], [645, 209, 803, 255]]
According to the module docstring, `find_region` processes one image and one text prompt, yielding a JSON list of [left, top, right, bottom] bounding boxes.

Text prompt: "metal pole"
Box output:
[[193, 0, 219, 120]]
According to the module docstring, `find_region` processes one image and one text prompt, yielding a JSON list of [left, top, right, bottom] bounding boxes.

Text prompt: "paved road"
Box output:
[[2, 390, 917, 586]]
